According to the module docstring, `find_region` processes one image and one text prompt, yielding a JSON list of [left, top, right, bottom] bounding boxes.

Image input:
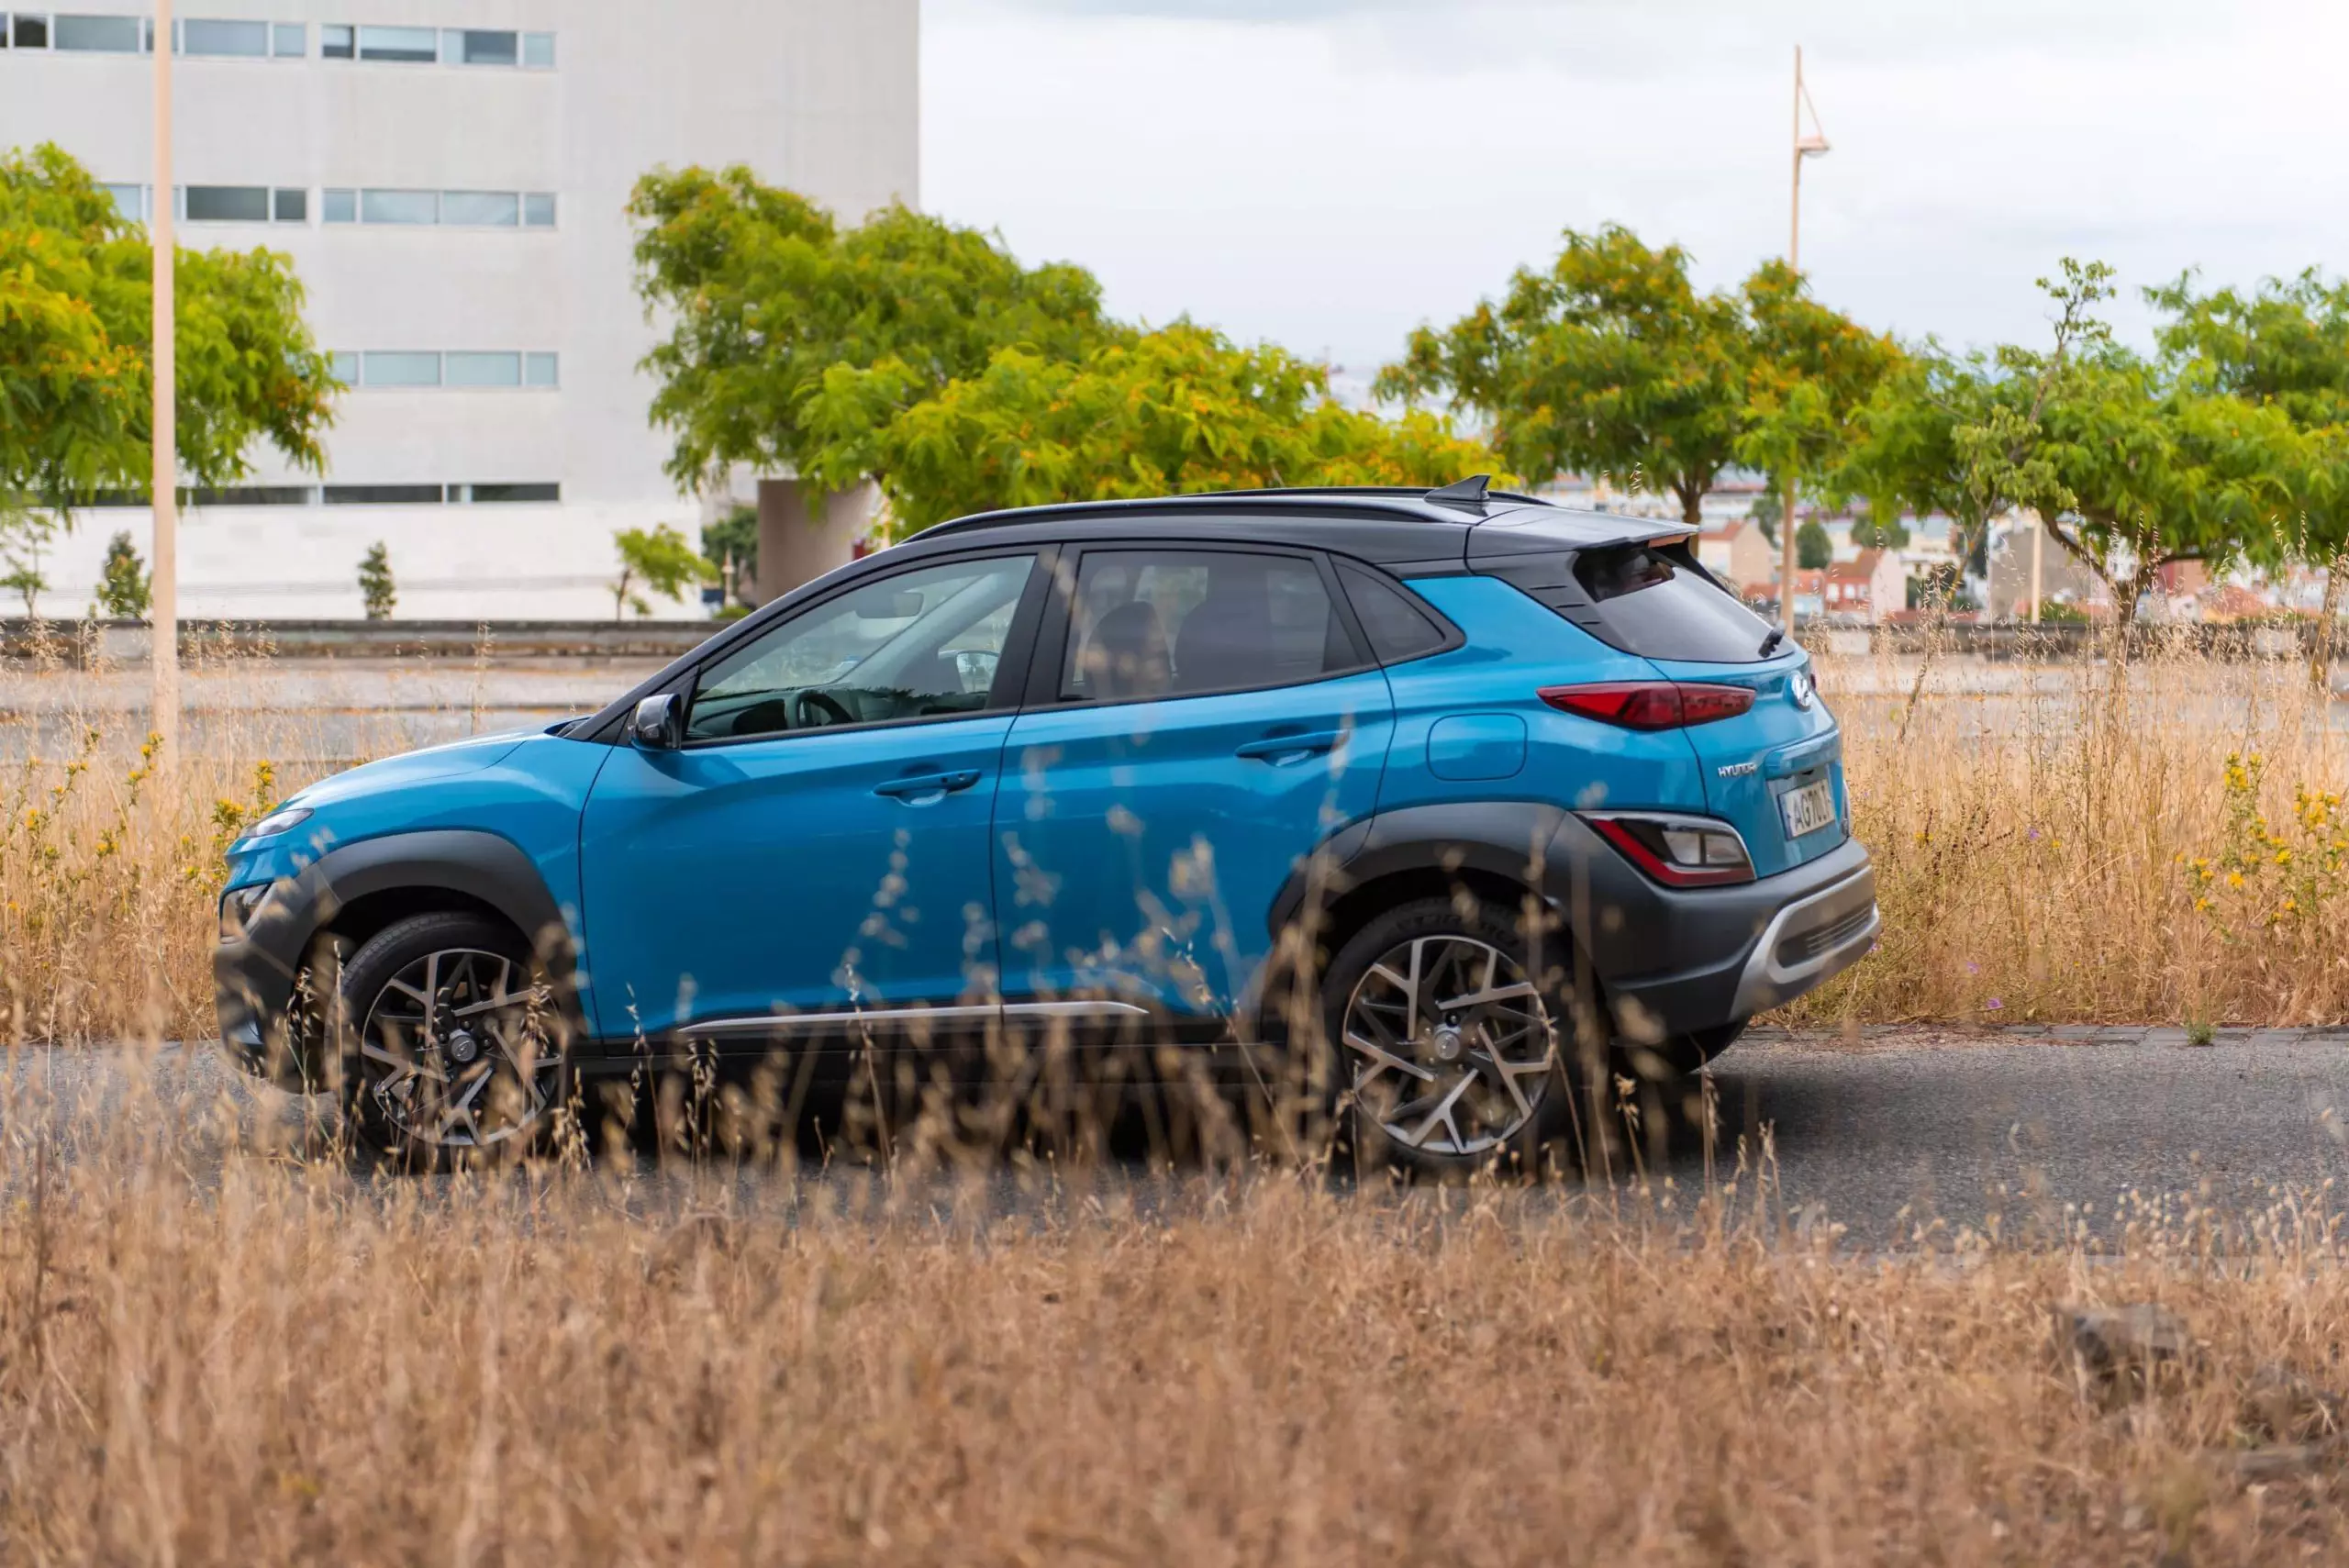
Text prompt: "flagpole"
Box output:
[[1780, 45, 1802, 638], [150, 0, 179, 763]]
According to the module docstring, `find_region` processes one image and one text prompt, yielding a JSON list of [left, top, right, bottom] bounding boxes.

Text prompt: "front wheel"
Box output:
[[1320, 897, 1569, 1178], [336, 912, 567, 1167]]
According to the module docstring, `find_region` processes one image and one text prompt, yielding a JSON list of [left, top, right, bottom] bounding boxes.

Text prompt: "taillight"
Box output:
[[1538, 681, 1755, 730], [1583, 813, 1755, 887]]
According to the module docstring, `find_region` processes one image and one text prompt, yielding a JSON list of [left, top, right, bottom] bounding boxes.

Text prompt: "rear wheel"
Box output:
[[336, 912, 566, 1167], [1321, 896, 1567, 1178]]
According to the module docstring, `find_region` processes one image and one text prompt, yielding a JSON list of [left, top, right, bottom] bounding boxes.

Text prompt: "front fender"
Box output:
[[215, 828, 585, 1087]]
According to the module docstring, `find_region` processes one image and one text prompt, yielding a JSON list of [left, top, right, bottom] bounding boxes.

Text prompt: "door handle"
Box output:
[[1234, 730, 1342, 765], [874, 768, 982, 802]]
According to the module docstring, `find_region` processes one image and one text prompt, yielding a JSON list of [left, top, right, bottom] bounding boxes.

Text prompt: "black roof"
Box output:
[[567, 484, 1687, 740]]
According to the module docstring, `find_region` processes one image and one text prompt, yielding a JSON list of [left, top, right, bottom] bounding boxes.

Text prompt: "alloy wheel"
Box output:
[[1340, 934, 1556, 1157], [357, 947, 559, 1151]]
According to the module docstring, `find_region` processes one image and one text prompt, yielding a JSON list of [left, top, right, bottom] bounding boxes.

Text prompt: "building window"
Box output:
[[464, 482, 560, 504], [325, 484, 448, 506], [101, 182, 142, 220], [321, 188, 555, 228], [358, 351, 443, 388], [444, 350, 520, 387], [169, 184, 306, 224], [271, 20, 299, 55], [359, 188, 437, 225], [181, 17, 265, 55], [332, 351, 561, 391], [315, 21, 551, 67], [443, 27, 511, 65], [7, 14, 51, 47], [184, 184, 269, 223], [440, 190, 516, 227], [52, 13, 139, 51], [354, 23, 434, 61]]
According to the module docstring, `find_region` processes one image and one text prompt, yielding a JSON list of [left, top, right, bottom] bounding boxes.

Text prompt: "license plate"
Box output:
[[1778, 778, 1837, 840]]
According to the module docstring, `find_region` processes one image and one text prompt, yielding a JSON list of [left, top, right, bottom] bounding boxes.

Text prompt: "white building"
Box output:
[[0, 1, 918, 618]]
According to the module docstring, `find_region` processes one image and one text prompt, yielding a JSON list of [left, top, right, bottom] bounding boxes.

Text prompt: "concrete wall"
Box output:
[[0, 0, 918, 618], [753, 479, 882, 604]]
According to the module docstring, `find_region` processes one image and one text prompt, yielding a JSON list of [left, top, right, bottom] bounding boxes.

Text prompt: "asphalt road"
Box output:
[[7, 1026, 2348, 1251]]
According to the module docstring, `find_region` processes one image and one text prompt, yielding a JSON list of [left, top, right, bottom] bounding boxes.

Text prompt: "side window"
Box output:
[[1060, 549, 1360, 703], [1337, 561, 1451, 664], [685, 554, 1035, 742]]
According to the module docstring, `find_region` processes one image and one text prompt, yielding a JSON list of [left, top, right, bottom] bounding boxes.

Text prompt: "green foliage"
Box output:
[[1796, 519, 1833, 571], [629, 169, 1490, 530], [1850, 516, 1910, 550], [1748, 486, 1780, 543], [628, 168, 1117, 495], [0, 143, 336, 514], [1376, 226, 1750, 527], [612, 524, 709, 619], [357, 541, 395, 620], [871, 324, 1502, 533], [701, 503, 758, 600], [94, 529, 149, 618]]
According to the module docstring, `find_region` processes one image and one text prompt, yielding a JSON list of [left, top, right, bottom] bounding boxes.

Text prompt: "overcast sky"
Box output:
[[923, 0, 2349, 383]]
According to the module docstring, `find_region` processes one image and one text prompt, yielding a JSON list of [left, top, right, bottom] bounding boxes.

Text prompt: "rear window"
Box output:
[[1572, 542, 1777, 664]]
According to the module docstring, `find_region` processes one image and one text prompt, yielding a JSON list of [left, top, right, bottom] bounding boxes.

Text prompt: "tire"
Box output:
[[1319, 895, 1571, 1178], [335, 911, 567, 1168]]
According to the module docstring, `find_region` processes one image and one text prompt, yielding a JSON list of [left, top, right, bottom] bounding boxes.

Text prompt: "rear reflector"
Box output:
[[1538, 681, 1756, 730], [1584, 813, 1756, 887]]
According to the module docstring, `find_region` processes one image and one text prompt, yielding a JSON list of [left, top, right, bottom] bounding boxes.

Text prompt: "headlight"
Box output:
[[219, 883, 271, 940], [240, 805, 312, 842]]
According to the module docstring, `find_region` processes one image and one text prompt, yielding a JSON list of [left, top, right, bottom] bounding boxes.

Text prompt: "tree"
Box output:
[[1376, 226, 1750, 528], [2017, 360, 2298, 632], [357, 541, 395, 620], [701, 504, 758, 605], [612, 525, 709, 618], [1747, 485, 1780, 543], [1796, 518, 1833, 571], [94, 529, 150, 618], [1849, 516, 1910, 550], [0, 493, 50, 617], [0, 144, 336, 520], [865, 324, 1502, 532], [2149, 268, 2349, 685], [629, 168, 1118, 499]]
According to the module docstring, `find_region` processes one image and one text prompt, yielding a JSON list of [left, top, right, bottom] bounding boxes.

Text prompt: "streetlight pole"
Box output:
[[150, 0, 178, 763], [1781, 45, 1830, 638]]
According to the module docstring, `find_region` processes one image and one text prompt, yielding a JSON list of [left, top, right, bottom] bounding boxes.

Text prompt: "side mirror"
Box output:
[[629, 693, 683, 751]]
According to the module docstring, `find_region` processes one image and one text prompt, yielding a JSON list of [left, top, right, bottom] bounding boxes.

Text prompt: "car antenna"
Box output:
[[1759, 626, 1786, 656], [1424, 473, 1493, 510]]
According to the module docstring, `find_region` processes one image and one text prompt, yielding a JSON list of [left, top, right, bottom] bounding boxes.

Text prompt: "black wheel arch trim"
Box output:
[[216, 828, 587, 1063]]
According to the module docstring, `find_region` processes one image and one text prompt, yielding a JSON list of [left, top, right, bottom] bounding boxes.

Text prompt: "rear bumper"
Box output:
[[1542, 817, 1876, 1040]]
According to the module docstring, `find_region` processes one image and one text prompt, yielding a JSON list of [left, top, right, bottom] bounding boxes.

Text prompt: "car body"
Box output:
[[215, 480, 1877, 1166]]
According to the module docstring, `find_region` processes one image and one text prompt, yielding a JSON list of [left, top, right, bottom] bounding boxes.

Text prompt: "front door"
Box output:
[[994, 546, 1393, 1025], [579, 550, 1041, 1040]]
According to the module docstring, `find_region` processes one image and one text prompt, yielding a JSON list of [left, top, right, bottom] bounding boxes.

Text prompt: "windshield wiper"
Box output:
[[1758, 627, 1786, 657]]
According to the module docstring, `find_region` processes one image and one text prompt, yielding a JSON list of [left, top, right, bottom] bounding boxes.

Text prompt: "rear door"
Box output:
[[994, 544, 1393, 1025]]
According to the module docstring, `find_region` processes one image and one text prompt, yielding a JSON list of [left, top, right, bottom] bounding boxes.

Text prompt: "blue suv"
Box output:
[[216, 479, 1876, 1171]]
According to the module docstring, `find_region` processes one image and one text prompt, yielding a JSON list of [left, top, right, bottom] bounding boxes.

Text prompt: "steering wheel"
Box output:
[[792, 689, 855, 729]]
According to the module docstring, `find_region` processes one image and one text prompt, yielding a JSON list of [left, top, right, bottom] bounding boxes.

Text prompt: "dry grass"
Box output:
[[2, 1067, 2347, 1564]]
